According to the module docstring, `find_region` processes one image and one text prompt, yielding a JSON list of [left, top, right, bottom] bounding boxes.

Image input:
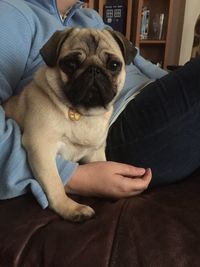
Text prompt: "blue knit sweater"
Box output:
[[0, 0, 167, 208]]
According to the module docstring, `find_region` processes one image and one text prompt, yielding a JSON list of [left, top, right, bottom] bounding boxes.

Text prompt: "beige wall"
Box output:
[[179, 0, 200, 64]]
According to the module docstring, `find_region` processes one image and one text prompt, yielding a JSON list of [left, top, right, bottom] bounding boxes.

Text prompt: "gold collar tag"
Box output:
[[68, 108, 81, 121]]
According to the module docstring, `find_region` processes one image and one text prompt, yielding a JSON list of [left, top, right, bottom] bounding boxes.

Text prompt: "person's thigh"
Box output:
[[106, 56, 200, 187]]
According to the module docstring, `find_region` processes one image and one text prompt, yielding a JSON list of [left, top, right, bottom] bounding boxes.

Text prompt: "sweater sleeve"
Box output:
[[0, 2, 78, 208]]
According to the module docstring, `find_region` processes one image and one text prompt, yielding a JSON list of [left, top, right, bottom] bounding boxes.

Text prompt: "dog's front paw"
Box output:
[[68, 204, 95, 222], [50, 196, 95, 222]]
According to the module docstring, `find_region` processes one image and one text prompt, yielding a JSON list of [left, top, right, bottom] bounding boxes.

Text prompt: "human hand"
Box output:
[[65, 161, 152, 199]]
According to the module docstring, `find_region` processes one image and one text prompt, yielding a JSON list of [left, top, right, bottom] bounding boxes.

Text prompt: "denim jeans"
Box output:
[[106, 56, 200, 187]]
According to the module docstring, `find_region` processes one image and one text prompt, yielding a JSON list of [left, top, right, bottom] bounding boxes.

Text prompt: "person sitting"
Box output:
[[0, 0, 199, 213]]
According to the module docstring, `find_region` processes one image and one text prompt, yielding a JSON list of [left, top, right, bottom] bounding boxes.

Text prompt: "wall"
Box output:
[[179, 0, 200, 64]]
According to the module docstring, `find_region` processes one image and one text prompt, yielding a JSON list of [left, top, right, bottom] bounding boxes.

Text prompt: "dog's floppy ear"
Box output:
[[106, 29, 137, 65], [40, 28, 74, 67]]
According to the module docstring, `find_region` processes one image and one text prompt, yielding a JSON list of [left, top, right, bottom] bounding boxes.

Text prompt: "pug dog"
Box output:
[[3, 28, 136, 222]]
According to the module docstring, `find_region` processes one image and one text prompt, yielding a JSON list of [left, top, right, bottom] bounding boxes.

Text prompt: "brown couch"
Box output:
[[1, 168, 200, 267]]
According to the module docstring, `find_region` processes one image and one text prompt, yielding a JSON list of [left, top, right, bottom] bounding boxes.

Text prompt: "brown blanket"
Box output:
[[1, 170, 200, 267]]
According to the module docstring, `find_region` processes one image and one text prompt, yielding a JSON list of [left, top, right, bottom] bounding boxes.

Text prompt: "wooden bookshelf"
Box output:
[[84, 0, 186, 69], [132, 0, 169, 68], [139, 40, 166, 44]]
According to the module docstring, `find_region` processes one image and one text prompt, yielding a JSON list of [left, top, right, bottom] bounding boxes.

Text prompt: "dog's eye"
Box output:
[[107, 60, 122, 72], [59, 59, 80, 74]]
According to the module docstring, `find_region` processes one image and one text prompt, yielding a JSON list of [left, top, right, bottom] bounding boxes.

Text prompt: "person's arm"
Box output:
[[133, 48, 168, 79], [0, 2, 78, 208], [66, 162, 152, 198]]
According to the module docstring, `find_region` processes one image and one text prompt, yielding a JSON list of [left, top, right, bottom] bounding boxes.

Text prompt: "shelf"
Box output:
[[139, 40, 166, 44]]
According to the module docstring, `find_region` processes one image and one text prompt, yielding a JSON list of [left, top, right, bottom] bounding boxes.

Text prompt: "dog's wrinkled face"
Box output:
[[40, 28, 136, 113]]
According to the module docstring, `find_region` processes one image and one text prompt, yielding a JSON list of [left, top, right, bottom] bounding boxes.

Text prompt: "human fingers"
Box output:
[[109, 161, 146, 177], [118, 168, 152, 197], [128, 168, 152, 190]]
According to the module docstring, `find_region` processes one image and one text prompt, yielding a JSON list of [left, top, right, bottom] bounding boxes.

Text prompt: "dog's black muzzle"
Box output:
[[63, 65, 117, 109]]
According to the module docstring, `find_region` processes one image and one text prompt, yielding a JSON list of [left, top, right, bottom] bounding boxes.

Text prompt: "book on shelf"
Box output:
[[152, 13, 165, 40], [158, 13, 164, 40], [140, 6, 150, 40]]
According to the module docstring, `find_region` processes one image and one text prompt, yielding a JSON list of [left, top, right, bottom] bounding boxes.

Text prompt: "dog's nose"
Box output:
[[87, 66, 102, 76]]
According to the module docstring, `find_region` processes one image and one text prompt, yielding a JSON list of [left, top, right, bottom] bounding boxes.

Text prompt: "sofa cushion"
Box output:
[[1, 170, 200, 267]]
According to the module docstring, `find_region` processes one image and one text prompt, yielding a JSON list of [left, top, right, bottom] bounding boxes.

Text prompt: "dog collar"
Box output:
[[68, 108, 81, 121]]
